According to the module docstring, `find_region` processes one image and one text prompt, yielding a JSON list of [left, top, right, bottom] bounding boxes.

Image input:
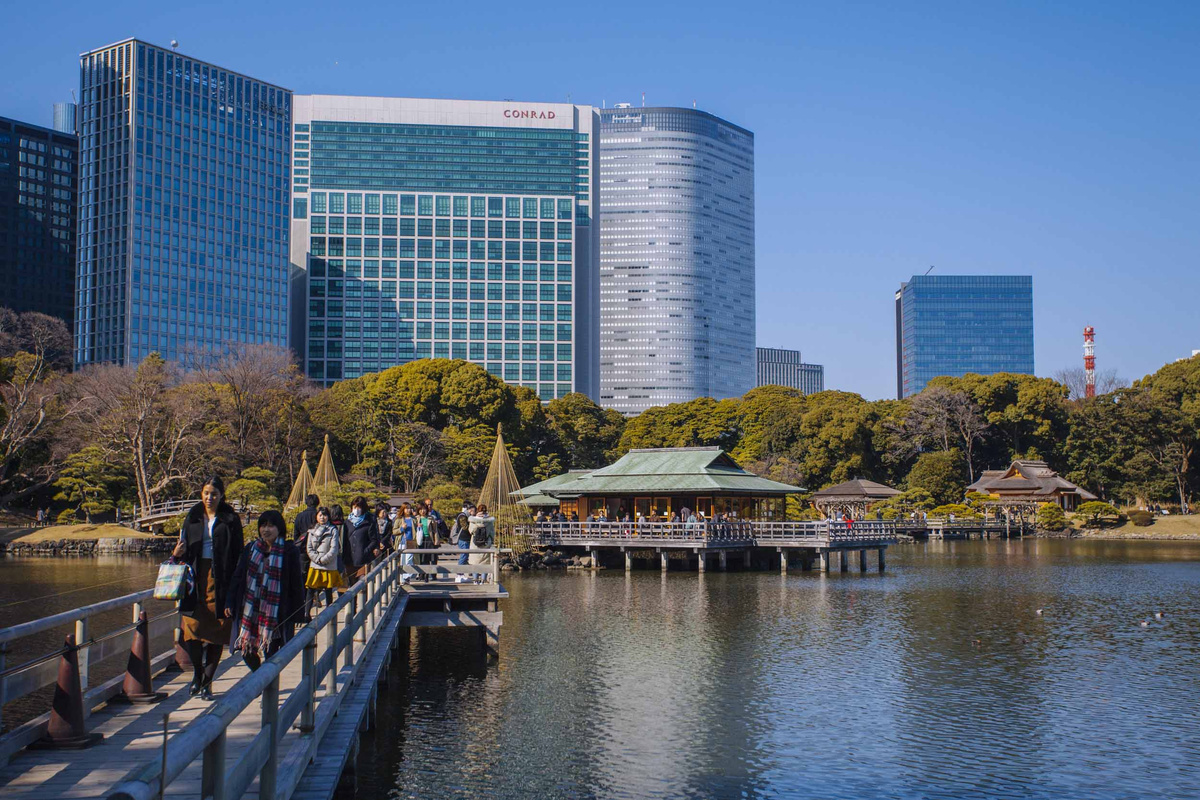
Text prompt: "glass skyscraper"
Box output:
[[0, 115, 77, 325], [756, 347, 824, 395], [290, 96, 600, 400], [598, 106, 755, 415], [75, 39, 291, 367], [895, 274, 1034, 398]]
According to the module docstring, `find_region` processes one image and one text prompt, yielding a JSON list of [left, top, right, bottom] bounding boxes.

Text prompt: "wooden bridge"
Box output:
[[523, 519, 899, 573], [0, 547, 506, 800]]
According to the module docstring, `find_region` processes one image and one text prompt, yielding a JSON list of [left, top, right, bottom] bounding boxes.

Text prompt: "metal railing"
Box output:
[[0, 590, 178, 761], [523, 519, 899, 547], [108, 549, 407, 800], [398, 546, 506, 584]]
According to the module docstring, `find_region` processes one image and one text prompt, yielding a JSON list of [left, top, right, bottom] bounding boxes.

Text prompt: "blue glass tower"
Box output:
[[290, 96, 599, 400], [895, 274, 1034, 398], [75, 39, 291, 367]]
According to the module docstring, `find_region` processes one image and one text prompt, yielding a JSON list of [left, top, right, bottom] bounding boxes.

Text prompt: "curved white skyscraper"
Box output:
[[598, 106, 755, 415]]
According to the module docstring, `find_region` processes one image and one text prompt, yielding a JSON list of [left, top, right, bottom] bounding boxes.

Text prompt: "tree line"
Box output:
[[1, 308, 1196, 522]]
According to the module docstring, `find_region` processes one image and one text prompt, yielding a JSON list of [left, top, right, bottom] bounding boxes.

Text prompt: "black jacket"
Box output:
[[225, 540, 307, 644], [345, 513, 379, 571], [178, 502, 244, 616], [377, 517, 394, 553], [293, 506, 318, 545]]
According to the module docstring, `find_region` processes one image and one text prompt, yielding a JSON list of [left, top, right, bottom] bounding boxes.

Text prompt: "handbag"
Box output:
[[154, 558, 192, 601]]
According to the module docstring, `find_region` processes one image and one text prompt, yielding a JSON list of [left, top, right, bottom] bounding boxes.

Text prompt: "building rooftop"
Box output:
[[531, 447, 802, 497]]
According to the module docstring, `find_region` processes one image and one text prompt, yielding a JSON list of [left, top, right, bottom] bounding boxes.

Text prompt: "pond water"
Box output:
[[3, 541, 1198, 799], [357, 539, 1200, 800]]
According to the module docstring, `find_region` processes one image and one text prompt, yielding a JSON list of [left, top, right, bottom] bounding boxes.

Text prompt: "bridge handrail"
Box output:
[[523, 519, 899, 546], [131, 499, 194, 521], [108, 549, 405, 800], [0, 587, 178, 750]]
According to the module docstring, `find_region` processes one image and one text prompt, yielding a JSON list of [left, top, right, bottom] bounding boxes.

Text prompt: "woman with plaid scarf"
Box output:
[[226, 510, 306, 672]]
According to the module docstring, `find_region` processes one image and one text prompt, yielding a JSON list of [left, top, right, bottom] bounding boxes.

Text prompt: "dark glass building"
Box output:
[[75, 39, 291, 367], [0, 116, 77, 324], [895, 274, 1034, 398]]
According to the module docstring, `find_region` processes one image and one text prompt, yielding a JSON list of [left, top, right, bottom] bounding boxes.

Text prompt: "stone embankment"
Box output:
[[0, 536, 174, 556], [501, 550, 602, 571]]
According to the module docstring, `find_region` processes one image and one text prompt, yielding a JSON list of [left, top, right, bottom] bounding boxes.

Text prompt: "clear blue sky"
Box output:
[[4, 0, 1197, 399]]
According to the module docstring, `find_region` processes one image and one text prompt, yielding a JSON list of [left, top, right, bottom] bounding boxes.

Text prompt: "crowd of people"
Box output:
[[170, 477, 496, 701], [532, 507, 721, 526]]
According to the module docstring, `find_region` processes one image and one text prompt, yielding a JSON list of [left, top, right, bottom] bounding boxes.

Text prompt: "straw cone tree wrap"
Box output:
[[477, 424, 533, 555]]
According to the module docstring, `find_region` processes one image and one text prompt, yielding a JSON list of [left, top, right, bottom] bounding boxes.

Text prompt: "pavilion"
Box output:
[[809, 479, 901, 519], [967, 460, 1096, 512], [528, 447, 802, 521]]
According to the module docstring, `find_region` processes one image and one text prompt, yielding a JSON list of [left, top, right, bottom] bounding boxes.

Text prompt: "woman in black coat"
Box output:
[[344, 496, 380, 580], [226, 510, 306, 671], [172, 476, 244, 700]]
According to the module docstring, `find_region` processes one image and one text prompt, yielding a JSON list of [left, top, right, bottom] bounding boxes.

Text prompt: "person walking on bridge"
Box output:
[[227, 510, 305, 671], [173, 476, 244, 701], [468, 505, 495, 584], [304, 506, 345, 618]]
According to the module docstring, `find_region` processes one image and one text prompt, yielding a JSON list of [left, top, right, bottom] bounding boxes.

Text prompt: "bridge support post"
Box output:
[[718, 551, 728, 571], [481, 623, 500, 659], [624, 549, 632, 573], [590, 549, 600, 570], [859, 549, 868, 572], [200, 729, 227, 800], [697, 550, 706, 573], [74, 618, 88, 694], [779, 548, 787, 575], [746, 548, 754, 570], [660, 550, 669, 573], [300, 639, 316, 733], [839, 550, 849, 572], [877, 547, 886, 573], [326, 615, 338, 695], [819, 549, 830, 573], [261, 674, 280, 800]]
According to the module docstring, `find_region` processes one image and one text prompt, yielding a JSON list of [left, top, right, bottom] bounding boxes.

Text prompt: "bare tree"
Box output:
[[390, 422, 445, 494], [1053, 367, 1127, 401], [195, 344, 307, 471], [73, 355, 212, 510], [896, 387, 990, 481], [0, 311, 81, 506]]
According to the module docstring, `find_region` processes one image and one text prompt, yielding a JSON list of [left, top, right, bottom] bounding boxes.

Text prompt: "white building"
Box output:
[[598, 106, 755, 415]]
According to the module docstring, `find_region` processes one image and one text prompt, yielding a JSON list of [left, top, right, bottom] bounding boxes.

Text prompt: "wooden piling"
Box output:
[[877, 547, 886, 573], [859, 549, 868, 572]]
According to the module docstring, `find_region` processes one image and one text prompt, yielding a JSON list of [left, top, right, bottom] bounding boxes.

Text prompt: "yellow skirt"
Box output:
[[306, 567, 346, 590]]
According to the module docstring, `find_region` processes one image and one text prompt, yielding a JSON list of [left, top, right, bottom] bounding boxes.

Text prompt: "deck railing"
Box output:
[[523, 519, 898, 547], [0, 590, 178, 761], [398, 546, 505, 585]]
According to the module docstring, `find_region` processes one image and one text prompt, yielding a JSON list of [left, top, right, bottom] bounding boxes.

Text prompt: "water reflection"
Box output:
[[5, 543, 1196, 798]]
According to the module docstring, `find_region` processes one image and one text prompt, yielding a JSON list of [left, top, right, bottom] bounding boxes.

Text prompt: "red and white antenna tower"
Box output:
[[1083, 326, 1096, 398]]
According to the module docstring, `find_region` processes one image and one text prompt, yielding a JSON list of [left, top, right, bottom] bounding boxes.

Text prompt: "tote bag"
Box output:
[[154, 559, 191, 601]]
